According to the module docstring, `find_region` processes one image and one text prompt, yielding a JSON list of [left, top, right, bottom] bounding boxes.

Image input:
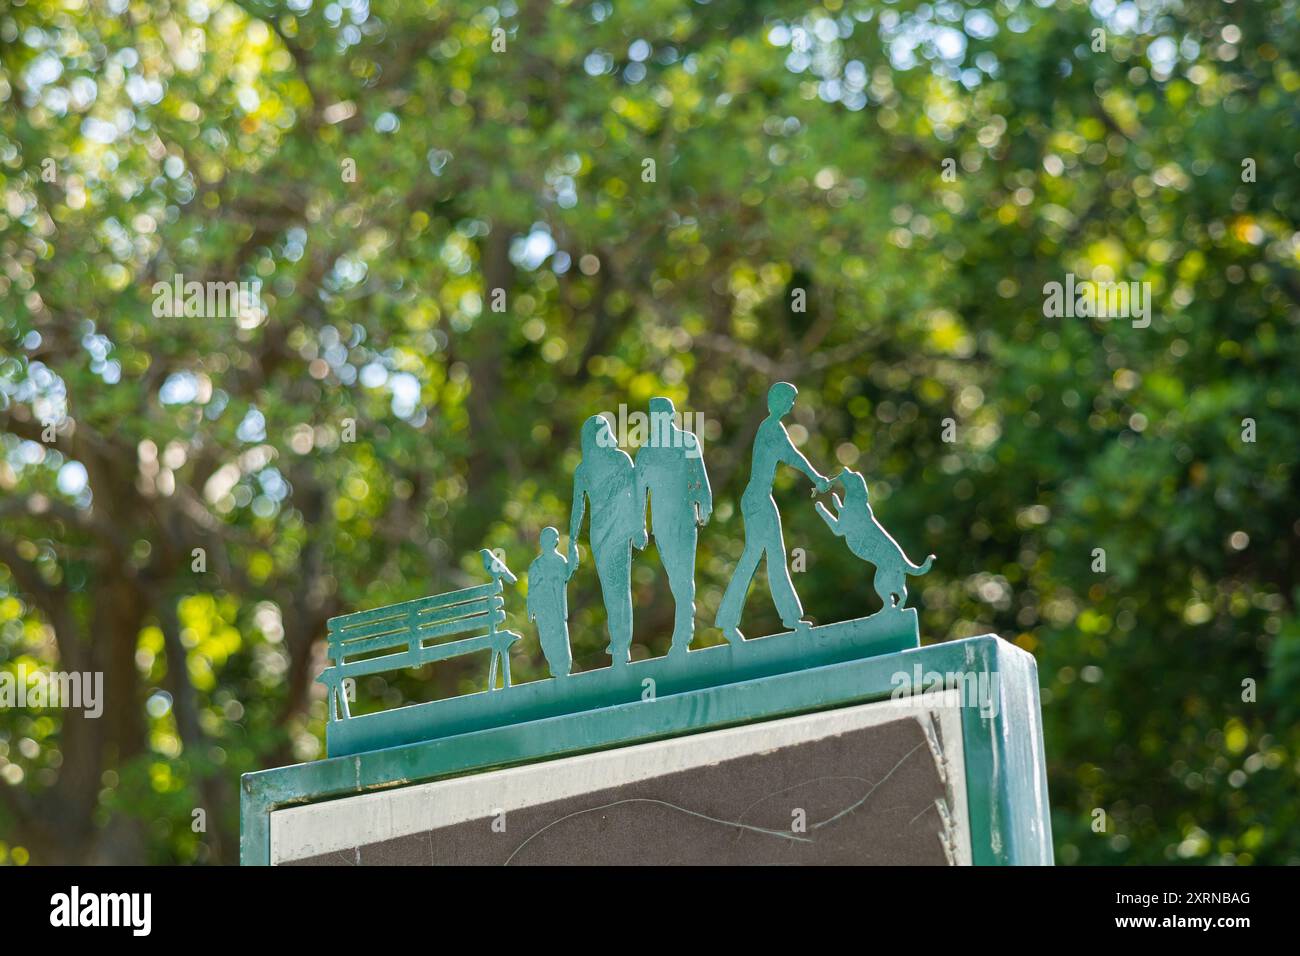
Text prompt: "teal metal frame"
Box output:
[[325, 606, 921, 757], [240, 625, 1052, 866]]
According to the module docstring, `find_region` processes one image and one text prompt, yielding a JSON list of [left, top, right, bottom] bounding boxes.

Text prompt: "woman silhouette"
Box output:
[[568, 415, 647, 664]]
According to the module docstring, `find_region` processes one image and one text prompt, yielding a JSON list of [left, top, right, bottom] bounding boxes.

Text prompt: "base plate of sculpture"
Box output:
[[323, 604, 922, 759], [241, 629, 1051, 865]]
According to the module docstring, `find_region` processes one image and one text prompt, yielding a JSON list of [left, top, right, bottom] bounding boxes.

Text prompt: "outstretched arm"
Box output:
[[779, 425, 830, 491]]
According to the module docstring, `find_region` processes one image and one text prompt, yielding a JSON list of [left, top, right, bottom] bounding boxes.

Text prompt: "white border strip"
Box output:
[[271, 692, 970, 864]]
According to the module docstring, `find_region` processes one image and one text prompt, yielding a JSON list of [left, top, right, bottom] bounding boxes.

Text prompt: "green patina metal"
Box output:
[[635, 396, 712, 653], [326, 606, 920, 757], [241, 632, 1053, 865], [526, 527, 571, 678], [316, 552, 521, 722], [567, 413, 644, 664], [816, 467, 936, 609], [716, 382, 831, 641]]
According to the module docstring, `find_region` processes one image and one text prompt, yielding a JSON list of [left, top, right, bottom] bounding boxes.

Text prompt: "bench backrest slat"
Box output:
[[329, 595, 496, 649], [328, 606, 503, 664], [326, 583, 497, 634], [412, 606, 503, 647], [331, 630, 509, 682]]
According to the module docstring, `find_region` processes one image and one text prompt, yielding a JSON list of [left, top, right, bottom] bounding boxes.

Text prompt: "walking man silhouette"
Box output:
[[635, 397, 712, 655], [715, 382, 830, 643]]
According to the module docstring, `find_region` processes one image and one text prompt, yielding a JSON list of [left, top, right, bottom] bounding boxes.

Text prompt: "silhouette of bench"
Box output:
[[319, 576, 521, 722]]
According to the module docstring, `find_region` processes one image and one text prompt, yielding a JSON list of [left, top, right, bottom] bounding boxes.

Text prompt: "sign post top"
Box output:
[[241, 382, 1051, 867]]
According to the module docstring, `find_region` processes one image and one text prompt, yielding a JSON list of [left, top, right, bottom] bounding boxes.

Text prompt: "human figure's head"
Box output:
[[649, 396, 675, 417], [581, 414, 616, 457], [540, 526, 559, 551], [648, 396, 677, 448], [767, 381, 798, 418]]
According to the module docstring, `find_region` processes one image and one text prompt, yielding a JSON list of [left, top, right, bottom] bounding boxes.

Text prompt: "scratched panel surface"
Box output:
[[276, 698, 968, 865]]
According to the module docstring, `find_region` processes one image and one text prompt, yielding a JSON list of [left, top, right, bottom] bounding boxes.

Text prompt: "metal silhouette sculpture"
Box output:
[[527, 527, 572, 677], [316, 380, 938, 754], [815, 468, 936, 609], [635, 397, 712, 655], [714, 382, 831, 643], [567, 415, 648, 665]]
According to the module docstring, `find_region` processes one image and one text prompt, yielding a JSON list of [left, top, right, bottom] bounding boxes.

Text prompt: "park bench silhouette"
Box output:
[[318, 557, 520, 722]]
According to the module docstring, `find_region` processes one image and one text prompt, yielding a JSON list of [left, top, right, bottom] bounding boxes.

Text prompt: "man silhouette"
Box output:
[[635, 397, 712, 654], [715, 382, 830, 643]]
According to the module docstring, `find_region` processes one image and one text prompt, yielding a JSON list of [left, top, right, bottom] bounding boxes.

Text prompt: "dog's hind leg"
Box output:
[[871, 567, 889, 608], [881, 569, 906, 608]]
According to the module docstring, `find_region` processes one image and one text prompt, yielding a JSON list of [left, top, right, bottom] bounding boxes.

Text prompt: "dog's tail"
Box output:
[[906, 554, 936, 576]]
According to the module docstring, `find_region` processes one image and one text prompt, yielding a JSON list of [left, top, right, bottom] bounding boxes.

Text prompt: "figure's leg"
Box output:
[[715, 537, 762, 640], [541, 622, 572, 677], [559, 618, 572, 674], [596, 543, 633, 664], [662, 523, 698, 651], [762, 502, 806, 628]]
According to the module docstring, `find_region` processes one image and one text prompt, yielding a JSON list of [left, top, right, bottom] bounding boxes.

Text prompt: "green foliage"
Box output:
[[1, 0, 1297, 864]]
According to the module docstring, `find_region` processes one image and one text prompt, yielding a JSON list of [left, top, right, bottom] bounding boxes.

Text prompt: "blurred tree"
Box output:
[[0, 0, 1296, 864]]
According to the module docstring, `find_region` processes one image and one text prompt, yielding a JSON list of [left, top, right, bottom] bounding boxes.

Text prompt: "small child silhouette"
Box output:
[[527, 527, 572, 678]]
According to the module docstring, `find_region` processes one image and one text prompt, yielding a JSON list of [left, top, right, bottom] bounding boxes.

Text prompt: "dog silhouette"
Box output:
[[815, 468, 934, 610]]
